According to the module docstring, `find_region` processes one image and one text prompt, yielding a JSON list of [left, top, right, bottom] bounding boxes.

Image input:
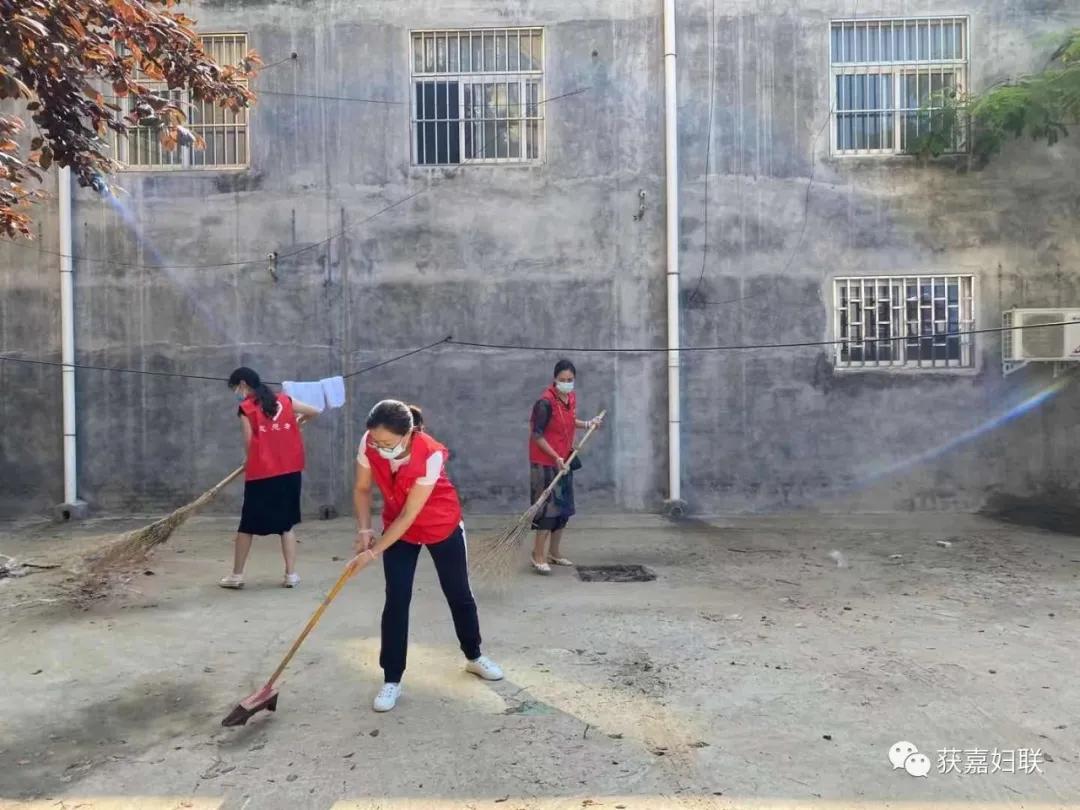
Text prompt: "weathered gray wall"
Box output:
[[1, 1, 666, 518], [0, 184, 63, 516], [2, 0, 1080, 520], [0, 130, 63, 517], [677, 0, 1080, 516]]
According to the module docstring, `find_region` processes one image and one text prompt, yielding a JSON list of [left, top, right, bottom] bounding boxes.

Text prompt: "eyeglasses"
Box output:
[[368, 439, 403, 452]]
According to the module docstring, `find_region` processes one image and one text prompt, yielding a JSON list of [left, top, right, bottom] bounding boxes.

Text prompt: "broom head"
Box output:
[[470, 501, 543, 584], [78, 465, 243, 594], [85, 505, 198, 575], [221, 683, 279, 727]]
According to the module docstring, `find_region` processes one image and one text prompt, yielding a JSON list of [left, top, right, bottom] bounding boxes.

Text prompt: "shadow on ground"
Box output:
[[0, 679, 213, 798]]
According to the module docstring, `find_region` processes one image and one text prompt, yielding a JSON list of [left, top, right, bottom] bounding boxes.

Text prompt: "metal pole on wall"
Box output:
[[663, 0, 685, 514], [58, 165, 83, 518]]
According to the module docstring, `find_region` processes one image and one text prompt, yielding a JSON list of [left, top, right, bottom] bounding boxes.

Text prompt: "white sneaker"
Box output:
[[283, 573, 300, 588], [219, 573, 244, 589], [373, 683, 401, 712], [466, 655, 504, 681]]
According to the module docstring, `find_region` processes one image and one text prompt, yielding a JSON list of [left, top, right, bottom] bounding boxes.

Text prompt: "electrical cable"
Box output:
[[0, 337, 451, 385], [444, 319, 1071, 354], [254, 85, 590, 107], [687, 0, 716, 305], [1, 320, 1062, 383]]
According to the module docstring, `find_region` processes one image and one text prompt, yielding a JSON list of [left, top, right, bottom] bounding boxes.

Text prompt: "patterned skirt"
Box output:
[[529, 463, 575, 532]]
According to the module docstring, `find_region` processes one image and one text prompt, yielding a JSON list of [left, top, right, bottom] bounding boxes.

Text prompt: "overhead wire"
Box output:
[[444, 319, 1069, 354], [0, 337, 452, 385], [0, 322, 1070, 382]]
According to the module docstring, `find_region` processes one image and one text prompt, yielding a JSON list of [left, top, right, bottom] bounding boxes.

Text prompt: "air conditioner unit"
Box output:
[[1002, 308, 1080, 374]]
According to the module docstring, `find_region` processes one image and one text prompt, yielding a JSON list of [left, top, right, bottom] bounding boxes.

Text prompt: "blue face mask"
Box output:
[[556, 381, 575, 394], [234, 390, 246, 402]]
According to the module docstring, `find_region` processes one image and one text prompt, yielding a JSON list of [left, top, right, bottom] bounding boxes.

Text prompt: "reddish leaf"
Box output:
[[1, 0, 260, 239]]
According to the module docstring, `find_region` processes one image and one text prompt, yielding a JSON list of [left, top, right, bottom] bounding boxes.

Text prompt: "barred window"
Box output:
[[834, 276, 975, 369], [830, 18, 968, 155], [411, 28, 544, 165], [114, 33, 250, 170]]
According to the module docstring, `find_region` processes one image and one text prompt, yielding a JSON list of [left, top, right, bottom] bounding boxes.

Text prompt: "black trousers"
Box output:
[[379, 525, 482, 683]]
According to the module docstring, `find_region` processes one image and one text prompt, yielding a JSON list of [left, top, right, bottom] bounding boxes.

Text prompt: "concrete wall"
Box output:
[[2, 0, 1080, 520], [0, 126, 64, 517], [676, 0, 1080, 516]]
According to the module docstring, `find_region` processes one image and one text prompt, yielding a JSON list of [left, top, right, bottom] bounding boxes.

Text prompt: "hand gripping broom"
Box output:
[[471, 409, 606, 583]]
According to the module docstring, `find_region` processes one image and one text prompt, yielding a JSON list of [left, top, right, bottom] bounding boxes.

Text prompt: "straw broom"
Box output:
[[77, 463, 244, 591], [75, 416, 316, 593], [0, 465, 244, 607], [471, 409, 606, 584]]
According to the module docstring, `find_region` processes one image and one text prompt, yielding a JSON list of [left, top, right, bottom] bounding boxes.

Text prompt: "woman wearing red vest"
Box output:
[[351, 400, 503, 713], [529, 359, 603, 574], [220, 367, 321, 590]]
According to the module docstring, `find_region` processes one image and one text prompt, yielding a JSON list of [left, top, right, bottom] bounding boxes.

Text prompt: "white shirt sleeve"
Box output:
[[416, 451, 444, 486], [356, 431, 370, 467]]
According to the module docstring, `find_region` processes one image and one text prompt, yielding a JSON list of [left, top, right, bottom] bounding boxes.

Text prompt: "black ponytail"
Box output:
[[228, 367, 278, 419], [406, 404, 424, 432]]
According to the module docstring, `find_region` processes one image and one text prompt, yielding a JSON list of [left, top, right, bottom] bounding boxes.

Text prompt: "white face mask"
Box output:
[[556, 381, 575, 394], [375, 438, 407, 460]]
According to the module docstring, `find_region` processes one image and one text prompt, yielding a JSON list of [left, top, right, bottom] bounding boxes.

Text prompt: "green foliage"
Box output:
[[908, 29, 1080, 165]]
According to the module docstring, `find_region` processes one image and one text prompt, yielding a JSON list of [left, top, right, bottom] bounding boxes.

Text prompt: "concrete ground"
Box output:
[[0, 512, 1079, 810]]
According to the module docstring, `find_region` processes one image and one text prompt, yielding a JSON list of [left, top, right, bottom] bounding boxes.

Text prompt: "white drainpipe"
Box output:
[[59, 166, 80, 513], [663, 0, 683, 511]]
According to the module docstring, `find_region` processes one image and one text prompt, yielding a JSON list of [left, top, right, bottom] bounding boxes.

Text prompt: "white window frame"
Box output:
[[829, 17, 969, 156], [410, 28, 545, 166], [113, 32, 251, 171], [833, 275, 976, 370]]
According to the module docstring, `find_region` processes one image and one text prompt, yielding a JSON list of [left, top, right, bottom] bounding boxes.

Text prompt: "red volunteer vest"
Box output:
[[240, 394, 305, 481], [365, 431, 462, 544], [529, 386, 576, 467]]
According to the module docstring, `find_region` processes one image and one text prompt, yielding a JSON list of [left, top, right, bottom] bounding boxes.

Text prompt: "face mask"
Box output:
[[234, 391, 246, 402], [375, 438, 407, 460], [556, 381, 575, 394]]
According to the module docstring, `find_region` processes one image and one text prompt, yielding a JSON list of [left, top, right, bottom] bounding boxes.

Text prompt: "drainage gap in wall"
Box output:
[[576, 565, 656, 583]]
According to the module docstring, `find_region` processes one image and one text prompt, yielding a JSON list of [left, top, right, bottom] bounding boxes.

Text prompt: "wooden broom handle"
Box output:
[[212, 466, 245, 493], [537, 409, 606, 505], [266, 560, 359, 687], [251, 413, 335, 687]]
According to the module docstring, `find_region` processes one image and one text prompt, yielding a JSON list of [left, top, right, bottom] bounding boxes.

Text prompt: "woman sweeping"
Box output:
[[351, 400, 503, 712], [220, 367, 321, 590], [529, 359, 602, 574]]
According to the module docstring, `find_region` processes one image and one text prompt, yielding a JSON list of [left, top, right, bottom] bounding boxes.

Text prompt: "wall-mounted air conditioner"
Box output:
[[1002, 308, 1080, 375]]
